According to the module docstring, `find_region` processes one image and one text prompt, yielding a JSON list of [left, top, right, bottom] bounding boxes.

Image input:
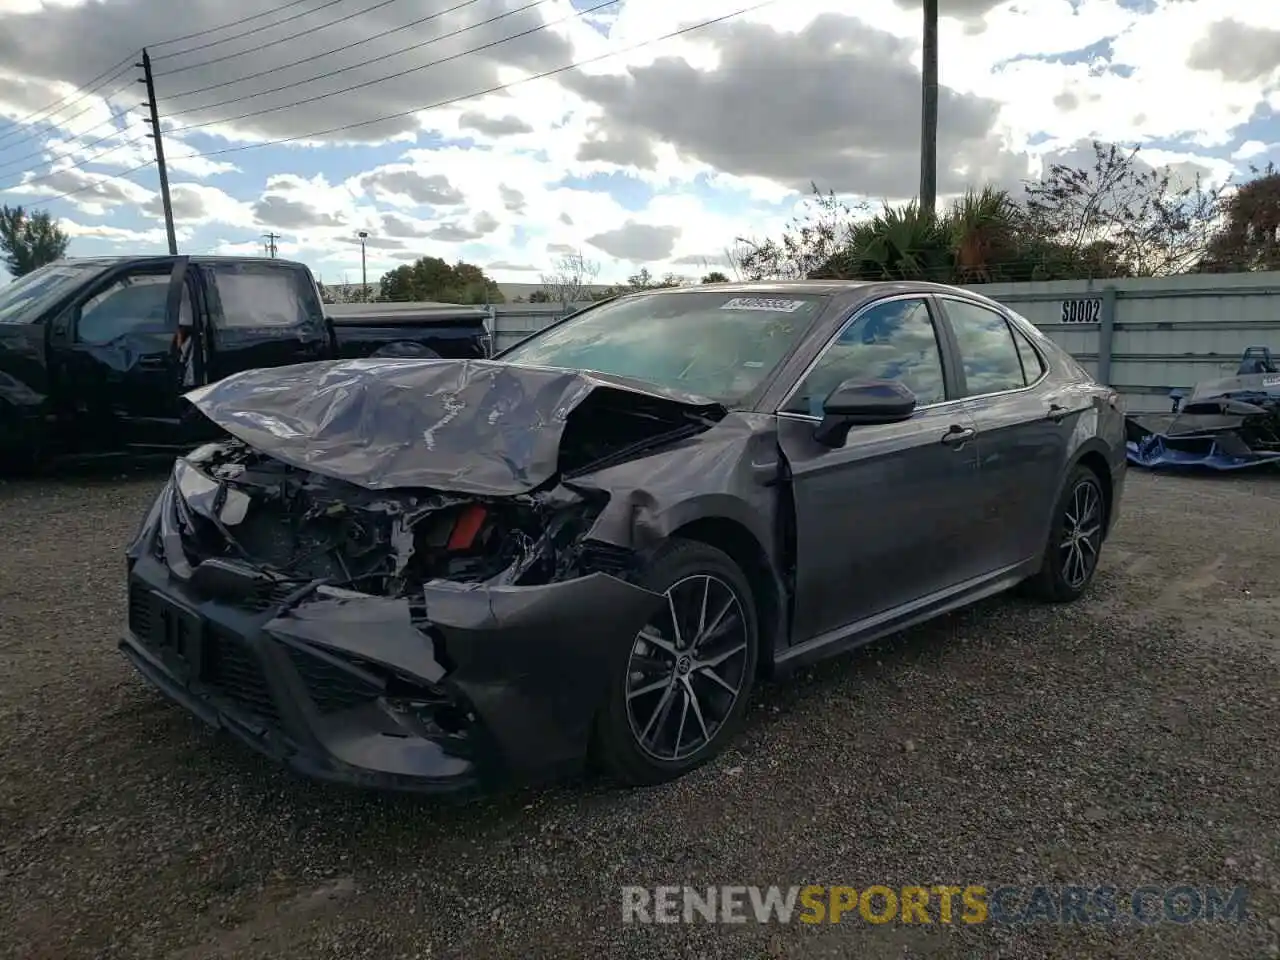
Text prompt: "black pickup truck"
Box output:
[[0, 254, 492, 465]]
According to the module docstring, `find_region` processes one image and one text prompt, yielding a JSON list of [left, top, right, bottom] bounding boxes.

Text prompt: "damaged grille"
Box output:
[[205, 627, 279, 722], [238, 580, 308, 614], [127, 580, 153, 637], [576, 541, 636, 578], [287, 648, 381, 713], [128, 582, 281, 724]]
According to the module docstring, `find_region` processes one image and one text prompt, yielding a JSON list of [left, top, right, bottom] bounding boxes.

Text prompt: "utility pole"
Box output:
[[919, 0, 939, 217], [262, 232, 279, 258], [138, 49, 177, 255], [357, 230, 369, 300]]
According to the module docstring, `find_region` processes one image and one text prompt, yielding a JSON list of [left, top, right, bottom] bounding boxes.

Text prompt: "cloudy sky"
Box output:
[[0, 0, 1277, 285]]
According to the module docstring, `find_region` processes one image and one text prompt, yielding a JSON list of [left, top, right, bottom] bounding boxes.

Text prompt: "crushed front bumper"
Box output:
[[121, 487, 663, 793]]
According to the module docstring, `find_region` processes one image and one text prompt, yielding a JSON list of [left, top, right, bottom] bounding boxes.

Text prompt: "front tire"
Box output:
[[1023, 465, 1107, 603], [593, 538, 759, 787]]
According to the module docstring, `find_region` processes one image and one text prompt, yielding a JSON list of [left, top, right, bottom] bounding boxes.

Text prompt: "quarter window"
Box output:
[[781, 297, 946, 417], [1011, 325, 1046, 382], [944, 300, 1028, 396]]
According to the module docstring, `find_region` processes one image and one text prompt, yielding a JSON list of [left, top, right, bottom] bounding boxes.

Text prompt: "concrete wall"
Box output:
[[487, 274, 1280, 413]]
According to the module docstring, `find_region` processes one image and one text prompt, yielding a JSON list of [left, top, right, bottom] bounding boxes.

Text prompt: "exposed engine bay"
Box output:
[[172, 437, 629, 596]]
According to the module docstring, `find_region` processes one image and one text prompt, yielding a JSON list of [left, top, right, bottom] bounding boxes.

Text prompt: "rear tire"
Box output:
[[1023, 465, 1107, 603], [592, 538, 759, 787]]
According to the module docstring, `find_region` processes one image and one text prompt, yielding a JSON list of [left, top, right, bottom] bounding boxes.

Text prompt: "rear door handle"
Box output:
[[1047, 403, 1068, 423], [941, 424, 975, 446]]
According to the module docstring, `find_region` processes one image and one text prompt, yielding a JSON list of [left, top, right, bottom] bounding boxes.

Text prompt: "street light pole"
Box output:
[[358, 230, 368, 301]]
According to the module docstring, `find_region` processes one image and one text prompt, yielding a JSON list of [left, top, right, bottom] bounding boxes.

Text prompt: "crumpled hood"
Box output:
[[183, 357, 726, 495]]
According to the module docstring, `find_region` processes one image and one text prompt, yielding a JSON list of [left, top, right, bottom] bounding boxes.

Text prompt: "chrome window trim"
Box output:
[[774, 293, 948, 416], [933, 293, 1050, 400]]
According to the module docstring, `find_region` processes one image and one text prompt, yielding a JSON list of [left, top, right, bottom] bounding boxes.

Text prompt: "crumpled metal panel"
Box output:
[[1125, 370, 1280, 470], [182, 357, 727, 495]]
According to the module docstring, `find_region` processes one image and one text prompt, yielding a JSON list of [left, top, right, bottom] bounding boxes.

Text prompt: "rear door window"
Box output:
[[942, 299, 1029, 396]]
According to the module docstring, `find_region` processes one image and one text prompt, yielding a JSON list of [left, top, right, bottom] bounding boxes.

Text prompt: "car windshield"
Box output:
[[498, 290, 829, 404], [0, 261, 101, 324]]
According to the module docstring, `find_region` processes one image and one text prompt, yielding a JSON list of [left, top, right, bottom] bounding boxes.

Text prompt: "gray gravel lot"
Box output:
[[1, 468, 1279, 959]]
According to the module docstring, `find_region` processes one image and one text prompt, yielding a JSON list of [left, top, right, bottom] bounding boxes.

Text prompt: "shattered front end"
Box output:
[[120, 439, 665, 792], [1125, 371, 1280, 472]]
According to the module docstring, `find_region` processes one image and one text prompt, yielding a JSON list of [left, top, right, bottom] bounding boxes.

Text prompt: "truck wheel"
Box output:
[[370, 342, 440, 359]]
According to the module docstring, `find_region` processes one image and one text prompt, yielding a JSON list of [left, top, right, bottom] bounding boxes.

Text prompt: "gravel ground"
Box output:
[[1, 467, 1279, 959]]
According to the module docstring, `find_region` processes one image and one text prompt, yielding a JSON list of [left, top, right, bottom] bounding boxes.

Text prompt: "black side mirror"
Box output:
[[813, 379, 917, 447]]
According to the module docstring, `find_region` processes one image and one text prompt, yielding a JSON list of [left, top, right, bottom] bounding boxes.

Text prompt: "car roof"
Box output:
[[625, 279, 997, 302], [52, 254, 309, 270]]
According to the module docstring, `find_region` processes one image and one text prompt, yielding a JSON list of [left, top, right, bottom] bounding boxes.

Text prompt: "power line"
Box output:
[[0, 0, 385, 152], [164, 0, 552, 119], [149, 0, 330, 49], [12, 0, 779, 206], [0, 134, 152, 191], [0, 62, 137, 150], [166, 0, 488, 100], [1, 0, 539, 185], [6, 159, 156, 206], [153, 0, 401, 67], [0, 99, 150, 178], [173, 0, 780, 159], [164, 0, 616, 137]]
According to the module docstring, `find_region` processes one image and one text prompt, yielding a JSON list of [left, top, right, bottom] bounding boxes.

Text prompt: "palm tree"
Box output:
[[841, 202, 951, 281], [947, 187, 1020, 282]]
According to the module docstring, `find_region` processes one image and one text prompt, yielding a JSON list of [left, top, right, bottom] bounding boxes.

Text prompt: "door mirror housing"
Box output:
[[813, 379, 917, 447]]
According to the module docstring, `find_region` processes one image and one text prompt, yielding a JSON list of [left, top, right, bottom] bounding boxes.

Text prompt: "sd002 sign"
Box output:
[[1060, 297, 1102, 324]]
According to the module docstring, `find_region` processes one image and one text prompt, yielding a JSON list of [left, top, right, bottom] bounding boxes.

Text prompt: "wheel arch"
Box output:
[[668, 516, 785, 679], [1069, 442, 1114, 539]]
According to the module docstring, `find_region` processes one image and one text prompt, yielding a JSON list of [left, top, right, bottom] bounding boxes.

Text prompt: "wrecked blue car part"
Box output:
[[1125, 348, 1280, 471]]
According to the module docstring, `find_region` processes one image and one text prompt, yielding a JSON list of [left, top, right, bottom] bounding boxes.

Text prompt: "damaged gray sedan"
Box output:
[[121, 281, 1127, 792]]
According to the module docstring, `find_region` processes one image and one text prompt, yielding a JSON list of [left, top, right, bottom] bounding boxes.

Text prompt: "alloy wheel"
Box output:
[[1059, 478, 1103, 589], [624, 574, 750, 762]]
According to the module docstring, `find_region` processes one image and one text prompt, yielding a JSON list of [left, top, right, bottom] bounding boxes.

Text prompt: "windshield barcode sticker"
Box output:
[[720, 298, 806, 313]]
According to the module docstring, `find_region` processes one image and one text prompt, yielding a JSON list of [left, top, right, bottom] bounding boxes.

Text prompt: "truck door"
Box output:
[[51, 257, 196, 449], [201, 261, 330, 382]]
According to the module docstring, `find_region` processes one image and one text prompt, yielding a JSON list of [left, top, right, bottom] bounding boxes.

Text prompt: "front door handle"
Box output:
[[1047, 403, 1068, 423], [941, 424, 976, 446]]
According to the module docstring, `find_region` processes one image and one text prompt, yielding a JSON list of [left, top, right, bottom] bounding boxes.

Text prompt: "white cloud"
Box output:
[[0, 0, 1276, 284]]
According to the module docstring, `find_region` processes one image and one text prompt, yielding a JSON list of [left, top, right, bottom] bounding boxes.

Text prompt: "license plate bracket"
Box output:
[[150, 591, 206, 683]]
